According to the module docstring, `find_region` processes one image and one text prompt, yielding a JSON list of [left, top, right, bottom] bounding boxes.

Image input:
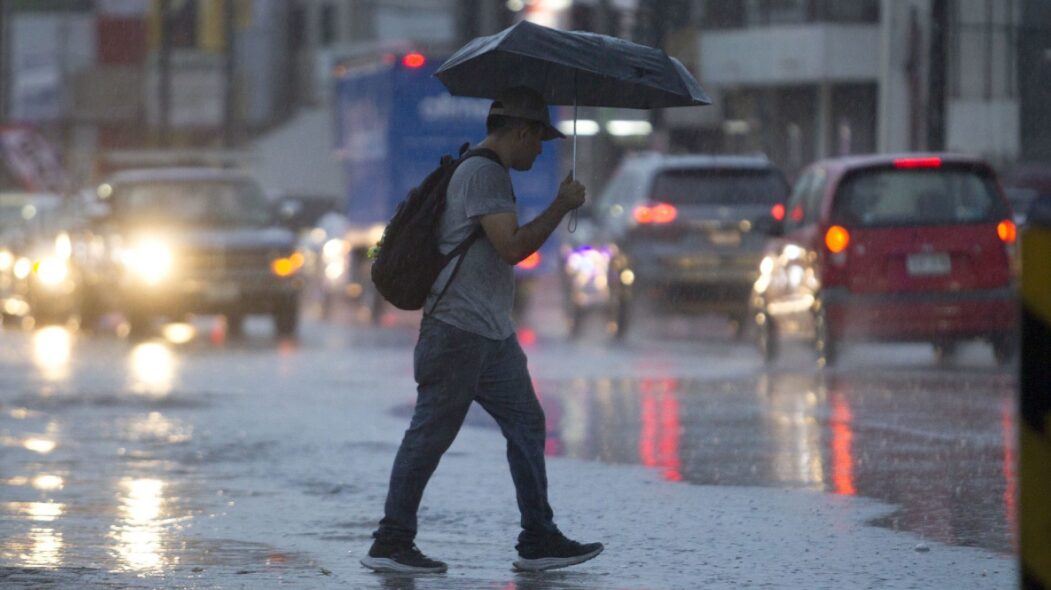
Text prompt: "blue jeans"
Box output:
[[374, 317, 558, 546]]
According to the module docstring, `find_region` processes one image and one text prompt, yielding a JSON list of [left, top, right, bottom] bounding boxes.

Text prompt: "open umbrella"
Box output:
[[436, 20, 711, 173]]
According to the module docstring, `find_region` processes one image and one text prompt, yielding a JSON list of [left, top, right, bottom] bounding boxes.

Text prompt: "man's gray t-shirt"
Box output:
[[425, 156, 517, 340]]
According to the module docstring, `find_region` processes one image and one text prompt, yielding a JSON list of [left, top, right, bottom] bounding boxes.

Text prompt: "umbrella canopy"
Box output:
[[435, 20, 711, 109]]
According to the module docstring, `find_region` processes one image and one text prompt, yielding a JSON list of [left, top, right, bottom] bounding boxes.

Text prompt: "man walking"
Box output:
[[361, 87, 603, 574]]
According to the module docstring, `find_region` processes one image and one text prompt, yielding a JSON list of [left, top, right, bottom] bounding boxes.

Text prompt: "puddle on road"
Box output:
[[457, 369, 1017, 554]]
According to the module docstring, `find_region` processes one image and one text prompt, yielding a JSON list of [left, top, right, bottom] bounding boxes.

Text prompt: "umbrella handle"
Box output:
[[568, 89, 578, 233]]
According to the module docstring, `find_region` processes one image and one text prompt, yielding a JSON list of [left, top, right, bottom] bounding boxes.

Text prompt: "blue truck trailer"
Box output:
[[332, 50, 561, 319]]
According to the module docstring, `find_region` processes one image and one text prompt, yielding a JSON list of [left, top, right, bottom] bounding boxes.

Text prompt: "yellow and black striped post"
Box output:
[[1022, 197, 1051, 589]]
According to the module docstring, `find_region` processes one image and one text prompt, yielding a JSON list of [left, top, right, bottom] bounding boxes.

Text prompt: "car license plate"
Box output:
[[205, 283, 240, 302], [709, 230, 741, 247], [906, 252, 951, 276]]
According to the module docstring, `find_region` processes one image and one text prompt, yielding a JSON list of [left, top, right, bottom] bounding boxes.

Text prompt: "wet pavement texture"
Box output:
[[0, 295, 1017, 588]]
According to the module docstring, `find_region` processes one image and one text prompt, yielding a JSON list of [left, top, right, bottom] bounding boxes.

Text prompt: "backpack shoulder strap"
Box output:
[[423, 146, 505, 316], [425, 225, 483, 316], [460, 147, 502, 166]]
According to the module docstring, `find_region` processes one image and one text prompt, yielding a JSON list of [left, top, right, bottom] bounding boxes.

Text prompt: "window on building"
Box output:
[[749, 0, 808, 26], [699, 0, 878, 28], [698, 0, 745, 29], [321, 2, 337, 46], [950, 0, 1018, 100]]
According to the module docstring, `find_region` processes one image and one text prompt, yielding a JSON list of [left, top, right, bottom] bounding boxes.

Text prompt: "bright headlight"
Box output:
[[14, 257, 32, 280], [271, 252, 305, 277], [34, 257, 69, 286], [122, 240, 173, 285]]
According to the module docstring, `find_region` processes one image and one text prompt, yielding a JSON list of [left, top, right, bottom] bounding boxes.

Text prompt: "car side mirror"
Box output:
[[273, 199, 301, 227]]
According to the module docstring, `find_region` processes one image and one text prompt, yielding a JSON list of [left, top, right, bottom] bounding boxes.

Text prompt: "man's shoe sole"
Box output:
[[360, 556, 447, 574], [512, 545, 604, 572]]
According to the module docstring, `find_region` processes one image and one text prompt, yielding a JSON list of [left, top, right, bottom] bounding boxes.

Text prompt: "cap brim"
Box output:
[[542, 125, 566, 141]]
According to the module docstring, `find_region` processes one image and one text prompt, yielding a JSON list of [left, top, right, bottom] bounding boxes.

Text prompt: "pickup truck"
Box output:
[[79, 167, 304, 337]]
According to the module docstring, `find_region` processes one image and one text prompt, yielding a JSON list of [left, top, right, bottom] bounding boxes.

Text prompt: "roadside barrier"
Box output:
[[1021, 197, 1051, 590]]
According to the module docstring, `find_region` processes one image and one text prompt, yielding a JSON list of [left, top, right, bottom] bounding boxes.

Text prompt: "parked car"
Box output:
[[560, 152, 789, 338], [0, 192, 77, 326], [1002, 162, 1051, 227], [79, 168, 305, 337], [750, 153, 1018, 367]]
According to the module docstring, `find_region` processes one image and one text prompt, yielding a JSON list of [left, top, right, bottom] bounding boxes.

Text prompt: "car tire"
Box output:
[[226, 313, 245, 337], [731, 313, 749, 341], [815, 305, 838, 368], [127, 312, 153, 338], [610, 290, 631, 341], [369, 288, 384, 325], [932, 341, 957, 366], [991, 334, 1017, 367], [273, 295, 299, 337], [77, 289, 104, 332], [756, 312, 779, 366], [567, 303, 586, 339]]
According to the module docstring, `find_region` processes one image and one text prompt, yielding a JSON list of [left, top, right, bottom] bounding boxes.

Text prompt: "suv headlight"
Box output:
[[121, 239, 173, 285]]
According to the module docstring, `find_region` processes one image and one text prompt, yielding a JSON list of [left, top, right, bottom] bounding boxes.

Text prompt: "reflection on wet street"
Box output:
[[531, 368, 1016, 553], [0, 313, 1018, 587]]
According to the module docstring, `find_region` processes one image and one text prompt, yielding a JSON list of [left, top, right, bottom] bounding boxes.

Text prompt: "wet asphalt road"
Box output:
[[0, 288, 1018, 587]]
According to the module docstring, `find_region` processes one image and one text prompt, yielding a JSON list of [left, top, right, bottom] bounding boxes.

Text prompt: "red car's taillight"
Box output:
[[996, 219, 1017, 243], [633, 202, 678, 224]]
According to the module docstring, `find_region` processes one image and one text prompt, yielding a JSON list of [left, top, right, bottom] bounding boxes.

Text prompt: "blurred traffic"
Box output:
[[0, 1, 1046, 585]]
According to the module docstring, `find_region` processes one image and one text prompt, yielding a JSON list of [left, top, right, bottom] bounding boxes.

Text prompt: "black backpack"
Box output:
[[370, 144, 502, 311]]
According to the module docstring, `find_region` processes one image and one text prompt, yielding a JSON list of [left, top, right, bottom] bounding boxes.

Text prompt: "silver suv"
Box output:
[[561, 153, 789, 339]]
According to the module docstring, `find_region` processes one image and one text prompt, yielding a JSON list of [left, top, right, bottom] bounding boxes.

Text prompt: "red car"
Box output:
[[751, 153, 1018, 367]]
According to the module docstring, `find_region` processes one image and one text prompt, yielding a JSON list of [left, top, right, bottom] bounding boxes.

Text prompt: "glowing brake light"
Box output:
[[517, 251, 541, 270], [825, 225, 850, 254], [997, 219, 1017, 243], [633, 202, 678, 224], [894, 157, 942, 169], [402, 52, 426, 69], [771, 203, 786, 222]]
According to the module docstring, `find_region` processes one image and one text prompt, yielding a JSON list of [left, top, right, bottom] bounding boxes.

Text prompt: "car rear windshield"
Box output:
[[113, 180, 272, 227], [832, 166, 1007, 227], [650, 168, 787, 206]]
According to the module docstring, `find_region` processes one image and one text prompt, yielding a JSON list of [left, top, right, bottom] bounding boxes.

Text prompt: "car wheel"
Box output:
[[567, 303, 585, 339], [991, 334, 1017, 367], [127, 312, 154, 338], [731, 313, 749, 341], [815, 305, 837, 368], [369, 288, 384, 325], [77, 289, 104, 332], [226, 313, 245, 337], [932, 341, 958, 366], [610, 289, 631, 341], [756, 312, 779, 366], [273, 296, 300, 337]]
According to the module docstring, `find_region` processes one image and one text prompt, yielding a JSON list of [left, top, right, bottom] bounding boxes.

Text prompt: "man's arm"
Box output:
[[481, 174, 586, 265]]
